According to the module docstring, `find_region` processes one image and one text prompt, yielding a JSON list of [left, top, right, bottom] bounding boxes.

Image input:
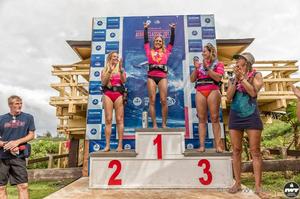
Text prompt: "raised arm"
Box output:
[[190, 58, 200, 83], [169, 23, 176, 46], [144, 22, 149, 44], [119, 58, 126, 83], [101, 68, 112, 86], [240, 72, 263, 98]]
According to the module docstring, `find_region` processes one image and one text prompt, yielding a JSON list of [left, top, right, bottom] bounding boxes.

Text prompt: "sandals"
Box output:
[[228, 185, 242, 194]]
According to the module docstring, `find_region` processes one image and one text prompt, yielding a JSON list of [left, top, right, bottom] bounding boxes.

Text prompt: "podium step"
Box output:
[[90, 156, 233, 188], [184, 149, 232, 157], [90, 150, 137, 158], [135, 128, 186, 132], [89, 128, 233, 189]]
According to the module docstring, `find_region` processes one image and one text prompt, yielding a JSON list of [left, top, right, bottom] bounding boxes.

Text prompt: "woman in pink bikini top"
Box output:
[[101, 51, 126, 152], [144, 21, 175, 129], [190, 43, 224, 153]]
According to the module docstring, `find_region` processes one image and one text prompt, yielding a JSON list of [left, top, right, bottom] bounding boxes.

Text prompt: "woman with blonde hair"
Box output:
[[143, 22, 176, 128], [101, 51, 126, 152], [190, 43, 224, 153]]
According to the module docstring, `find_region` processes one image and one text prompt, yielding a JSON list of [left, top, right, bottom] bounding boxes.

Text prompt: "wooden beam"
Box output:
[[260, 99, 287, 112], [68, 138, 79, 167], [82, 140, 89, 177], [242, 159, 300, 172]]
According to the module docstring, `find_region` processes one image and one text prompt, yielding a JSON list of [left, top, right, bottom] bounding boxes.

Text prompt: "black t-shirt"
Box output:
[[0, 112, 35, 159]]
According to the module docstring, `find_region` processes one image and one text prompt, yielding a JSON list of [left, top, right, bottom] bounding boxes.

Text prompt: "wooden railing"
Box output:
[[27, 154, 69, 168]]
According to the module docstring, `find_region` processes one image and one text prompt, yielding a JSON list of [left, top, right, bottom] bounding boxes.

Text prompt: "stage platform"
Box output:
[[44, 177, 260, 199]]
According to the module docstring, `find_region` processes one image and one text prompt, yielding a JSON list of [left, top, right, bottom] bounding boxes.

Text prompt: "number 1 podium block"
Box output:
[[135, 128, 185, 159], [89, 128, 234, 189]]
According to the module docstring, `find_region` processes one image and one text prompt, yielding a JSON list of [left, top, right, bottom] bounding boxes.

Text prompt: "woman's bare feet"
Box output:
[[116, 146, 123, 152], [215, 146, 224, 153], [197, 146, 205, 152], [102, 146, 110, 152]]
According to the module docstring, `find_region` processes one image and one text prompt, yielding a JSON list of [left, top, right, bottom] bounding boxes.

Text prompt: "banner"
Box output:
[[86, 15, 224, 152]]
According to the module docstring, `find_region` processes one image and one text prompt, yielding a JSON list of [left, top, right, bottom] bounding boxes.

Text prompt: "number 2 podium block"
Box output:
[[89, 128, 233, 189]]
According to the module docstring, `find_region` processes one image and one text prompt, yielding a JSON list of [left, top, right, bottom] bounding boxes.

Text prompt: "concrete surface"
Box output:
[[45, 177, 260, 199]]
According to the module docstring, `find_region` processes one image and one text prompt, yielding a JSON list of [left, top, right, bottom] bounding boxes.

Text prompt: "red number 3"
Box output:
[[198, 159, 212, 185], [108, 160, 122, 185]]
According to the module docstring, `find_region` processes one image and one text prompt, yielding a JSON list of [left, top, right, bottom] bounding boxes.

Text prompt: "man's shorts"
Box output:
[[0, 158, 28, 186]]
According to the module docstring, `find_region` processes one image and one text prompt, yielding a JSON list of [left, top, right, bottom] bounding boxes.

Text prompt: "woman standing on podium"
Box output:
[[101, 51, 126, 152], [190, 43, 224, 153], [143, 21, 175, 129]]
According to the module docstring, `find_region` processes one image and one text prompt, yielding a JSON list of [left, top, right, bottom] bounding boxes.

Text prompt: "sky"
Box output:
[[0, 0, 299, 136]]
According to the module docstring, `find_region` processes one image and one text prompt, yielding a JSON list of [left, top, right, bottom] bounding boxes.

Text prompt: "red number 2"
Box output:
[[153, 134, 162, 160], [108, 160, 122, 185], [198, 159, 212, 185]]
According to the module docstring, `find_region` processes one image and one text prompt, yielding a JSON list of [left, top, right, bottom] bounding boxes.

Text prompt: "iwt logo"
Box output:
[[284, 182, 299, 198]]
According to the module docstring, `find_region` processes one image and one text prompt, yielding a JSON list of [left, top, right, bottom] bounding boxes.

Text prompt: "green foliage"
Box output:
[[281, 101, 300, 128], [262, 120, 293, 148], [28, 138, 61, 169]]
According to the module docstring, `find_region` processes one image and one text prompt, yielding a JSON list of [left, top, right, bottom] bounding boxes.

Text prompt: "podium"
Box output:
[[89, 128, 233, 189]]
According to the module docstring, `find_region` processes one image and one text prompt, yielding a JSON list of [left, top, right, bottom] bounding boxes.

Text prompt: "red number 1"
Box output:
[[153, 134, 162, 160], [108, 160, 122, 185], [198, 159, 212, 185]]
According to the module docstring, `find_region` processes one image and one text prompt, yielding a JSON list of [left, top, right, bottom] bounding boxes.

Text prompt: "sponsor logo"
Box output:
[[110, 32, 116, 38], [97, 21, 103, 26], [124, 144, 131, 150], [192, 30, 198, 36], [94, 71, 100, 77], [4, 121, 25, 128], [90, 128, 97, 135], [96, 45, 102, 51], [94, 62, 101, 67], [133, 97, 142, 106], [93, 144, 100, 151], [205, 18, 211, 23], [92, 99, 99, 105], [167, 96, 176, 106], [284, 182, 299, 198], [154, 20, 160, 24], [144, 97, 149, 105], [187, 143, 194, 149]]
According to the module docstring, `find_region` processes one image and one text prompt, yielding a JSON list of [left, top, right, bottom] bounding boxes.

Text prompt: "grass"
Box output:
[[4, 172, 300, 198], [242, 171, 300, 197], [6, 179, 75, 199]]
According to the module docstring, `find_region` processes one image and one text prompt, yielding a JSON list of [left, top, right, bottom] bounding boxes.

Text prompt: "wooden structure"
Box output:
[[50, 39, 299, 171]]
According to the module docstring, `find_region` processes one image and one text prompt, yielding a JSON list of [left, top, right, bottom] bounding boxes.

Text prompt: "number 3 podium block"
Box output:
[[89, 128, 233, 189]]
